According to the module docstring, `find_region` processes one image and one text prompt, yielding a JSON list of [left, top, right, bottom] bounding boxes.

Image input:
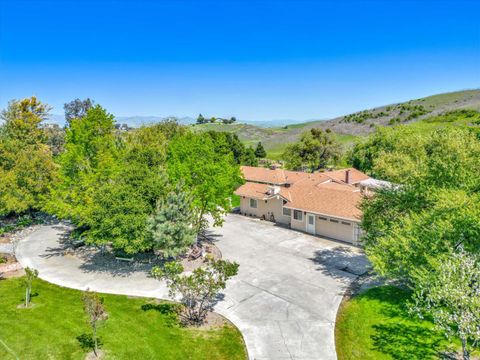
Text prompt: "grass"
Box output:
[[335, 285, 478, 360], [0, 277, 247, 360]]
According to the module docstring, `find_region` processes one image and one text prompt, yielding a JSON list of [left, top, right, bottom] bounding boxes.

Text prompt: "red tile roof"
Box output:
[[237, 166, 370, 221]]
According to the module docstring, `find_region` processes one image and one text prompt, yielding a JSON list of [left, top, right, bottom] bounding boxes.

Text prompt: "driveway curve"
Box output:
[[16, 214, 369, 360]]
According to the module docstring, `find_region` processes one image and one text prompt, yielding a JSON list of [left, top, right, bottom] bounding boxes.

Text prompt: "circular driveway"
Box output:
[[16, 214, 369, 360]]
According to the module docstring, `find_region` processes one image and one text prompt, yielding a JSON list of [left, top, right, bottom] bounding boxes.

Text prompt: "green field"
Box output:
[[0, 277, 246, 360], [335, 286, 477, 360]]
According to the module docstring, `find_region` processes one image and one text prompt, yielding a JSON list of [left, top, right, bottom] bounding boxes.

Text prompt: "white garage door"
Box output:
[[315, 216, 355, 244]]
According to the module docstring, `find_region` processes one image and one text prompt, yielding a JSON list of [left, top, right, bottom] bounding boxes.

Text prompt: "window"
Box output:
[[319, 216, 328, 221], [282, 207, 291, 217], [293, 210, 303, 221], [341, 221, 351, 226], [308, 215, 314, 225], [249, 199, 257, 208], [329, 219, 339, 223]]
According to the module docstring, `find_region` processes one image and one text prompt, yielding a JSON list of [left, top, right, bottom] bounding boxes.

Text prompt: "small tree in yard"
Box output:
[[411, 251, 480, 360], [22, 267, 38, 308], [82, 289, 108, 358], [152, 258, 239, 325], [147, 182, 196, 259]]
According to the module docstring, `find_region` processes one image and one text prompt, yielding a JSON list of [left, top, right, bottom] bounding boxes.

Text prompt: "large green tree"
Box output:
[[46, 105, 118, 223], [360, 127, 480, 284], [84, 124, 169, 253], [167, 132, 242, 234], [205, 131, 246, 164], [0, 97, 57, 215], [282, 128, 340, 172]]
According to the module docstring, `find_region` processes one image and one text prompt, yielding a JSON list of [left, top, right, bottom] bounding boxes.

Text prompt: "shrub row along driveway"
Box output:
[[16, 214, 369, 360]]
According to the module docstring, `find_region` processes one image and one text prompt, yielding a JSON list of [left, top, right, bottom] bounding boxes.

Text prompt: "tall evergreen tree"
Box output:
[[147, 182, 196, 258], [254, 142, 266, 158], [196, 113, 206, 124]]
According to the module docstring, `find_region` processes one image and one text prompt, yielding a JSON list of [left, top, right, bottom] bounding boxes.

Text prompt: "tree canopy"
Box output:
[[359, 126, 480, 284], [0, 97, 57, 215], [64, 98, 94, 126], [282, 128, 340, 172], [167, 132, 243, 233], [46, 105, 119, 223], [2, 96, 243, 255]]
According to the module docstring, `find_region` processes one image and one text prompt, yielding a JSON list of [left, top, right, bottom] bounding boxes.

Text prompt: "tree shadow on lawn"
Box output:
[[310, 247, 371, 282], [363, 286, 448, 360], [371, 322, 444, 360], [141, 302, 182, 327]]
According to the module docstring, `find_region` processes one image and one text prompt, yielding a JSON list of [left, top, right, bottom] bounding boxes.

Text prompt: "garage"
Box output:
[[314, 215, 356, 244]]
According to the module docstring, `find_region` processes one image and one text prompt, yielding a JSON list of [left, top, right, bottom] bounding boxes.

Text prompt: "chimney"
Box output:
[[345, 169, 351, 184]]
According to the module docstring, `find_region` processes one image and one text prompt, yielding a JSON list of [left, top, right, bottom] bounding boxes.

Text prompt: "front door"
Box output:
[[306, 214, 315, 234]]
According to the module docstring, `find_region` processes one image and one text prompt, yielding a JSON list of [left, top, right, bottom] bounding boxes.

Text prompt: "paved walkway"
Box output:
[[0, 243, 14, 254], [15, 215, 369, 360]]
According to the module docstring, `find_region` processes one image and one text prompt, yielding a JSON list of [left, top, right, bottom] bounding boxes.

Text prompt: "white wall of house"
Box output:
[[290, 210, 306, 232], [239, 196, 291, 224], [239, 198, 361, 245]]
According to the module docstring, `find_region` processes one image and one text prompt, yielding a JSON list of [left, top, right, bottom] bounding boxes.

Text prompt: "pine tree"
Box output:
[[148, 182, 196, 258], [196, 114, 205, 124], [254, 142, 266, 158]]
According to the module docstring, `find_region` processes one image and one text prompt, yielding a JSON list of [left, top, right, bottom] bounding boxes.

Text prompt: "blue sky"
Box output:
[[1, 0, 479, 121]]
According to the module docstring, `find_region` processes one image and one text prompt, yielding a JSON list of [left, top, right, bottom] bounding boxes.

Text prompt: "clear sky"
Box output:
[[1, 0, 479, 121]]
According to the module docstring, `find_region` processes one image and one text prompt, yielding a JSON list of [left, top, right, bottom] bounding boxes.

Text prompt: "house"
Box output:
[[235, 166, 377, 245]]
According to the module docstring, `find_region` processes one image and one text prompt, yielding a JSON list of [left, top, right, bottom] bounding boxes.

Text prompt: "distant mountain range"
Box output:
[[45, 114, 312, 128], [37, 89, 480, 135]]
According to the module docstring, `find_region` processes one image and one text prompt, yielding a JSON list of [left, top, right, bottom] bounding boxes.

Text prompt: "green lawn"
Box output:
[[335, 286, 479, 360], [0, 277, 246, 360]]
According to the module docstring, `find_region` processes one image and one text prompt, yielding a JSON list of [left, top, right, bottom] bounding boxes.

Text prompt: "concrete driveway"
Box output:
[[16, 214, 369, 360]]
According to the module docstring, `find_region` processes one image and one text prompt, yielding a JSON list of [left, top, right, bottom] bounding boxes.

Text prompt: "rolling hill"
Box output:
[[194, 89, 480, 159]]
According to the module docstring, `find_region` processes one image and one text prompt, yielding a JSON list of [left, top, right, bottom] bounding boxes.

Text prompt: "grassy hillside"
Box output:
[[193, 89, 480, 159]]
